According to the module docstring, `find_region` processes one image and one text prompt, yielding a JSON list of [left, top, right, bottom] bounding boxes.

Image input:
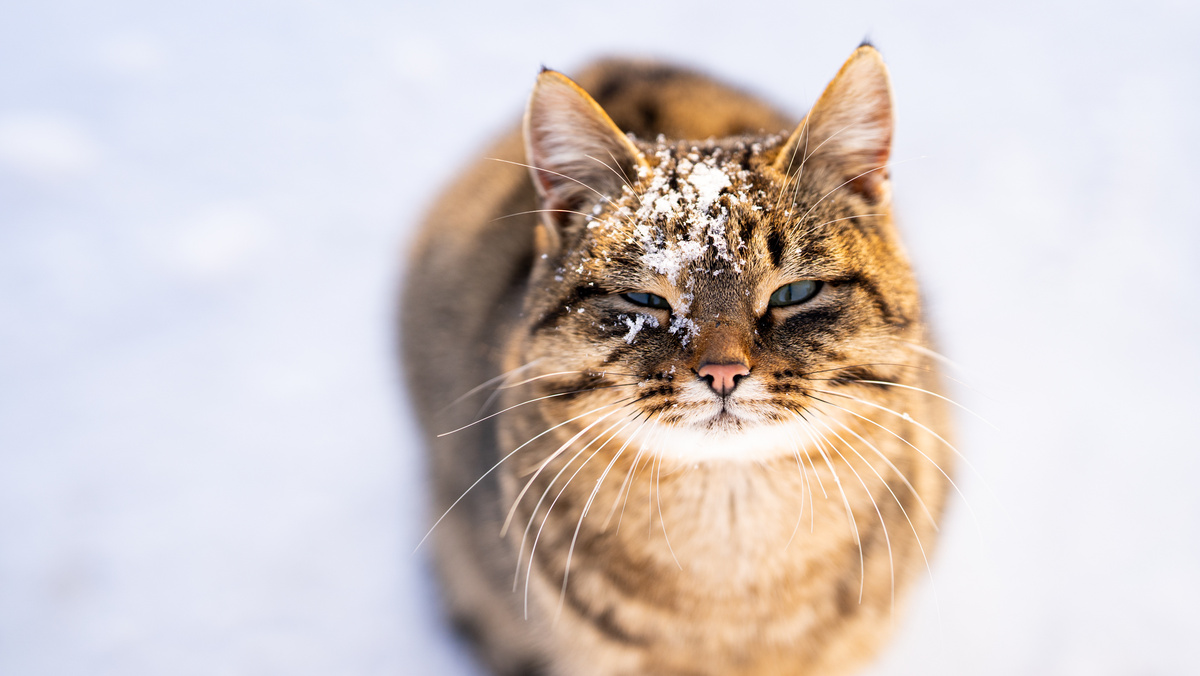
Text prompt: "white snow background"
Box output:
[[2, 1, 1198, 674]]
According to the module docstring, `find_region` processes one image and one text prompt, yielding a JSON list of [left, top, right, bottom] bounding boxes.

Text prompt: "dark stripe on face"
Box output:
[[530, 284, 612, 334], [851, 274, 911, 330], [780, 307, 843, 333], [767, 225, 786, 268], [600, 343, 633, 366], [823, 365, 889, 388]]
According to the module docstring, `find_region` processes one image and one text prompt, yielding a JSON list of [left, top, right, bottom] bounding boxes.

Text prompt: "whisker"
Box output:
[[774, 121, 853, 213], [818, 409, 943, 622], [805, 391, 983, 544], [546, 416, 640, 623], [503, 405, 634, 537], [808, 387, 990, 499], [888, 338, 965, 372], [441, 359, 543, 412], [479, 370, 639, 416], [437, 383, 636, 437], [556, 412, 654, 619], [843, 379, 998, 430], [611, 413, 667, 534], [519, 412, 635, 616], [783, 424, 816, 548], [787, 122, 853, 206], [798, 362, 935, 379], [499, 370, 641, 390], [770, 116, 812, 213], [787, 418, 829, 544], [798, 412, 866, 601], [607, 150, 643, 205], [486, 157, 643, 235], [794, 156, 925, 235], [643, 419, 674, 539], [585, 153, 643, 207], [793, 420, 830, 501], [655, 447, 683, 570], [490, 208, 593, 222], [488, 157, 613, 202], [413, 397, 634, 553], [806, 413, 896, 614], [799, 213, 886, 237], [801, 402, 938, 529]]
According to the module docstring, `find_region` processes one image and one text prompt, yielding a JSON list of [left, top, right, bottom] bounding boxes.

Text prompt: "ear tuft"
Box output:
[[773, 45, 894, 203]]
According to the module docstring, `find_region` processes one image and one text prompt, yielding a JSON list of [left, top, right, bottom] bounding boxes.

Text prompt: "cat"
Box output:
[[401, 44, 954, 676]]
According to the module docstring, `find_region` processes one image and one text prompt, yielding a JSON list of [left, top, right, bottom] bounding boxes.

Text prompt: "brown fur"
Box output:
[[401, 47, 954, 676]]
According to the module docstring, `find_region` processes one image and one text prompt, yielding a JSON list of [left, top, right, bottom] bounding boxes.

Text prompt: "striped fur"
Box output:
[[401, 46, 954, 676]]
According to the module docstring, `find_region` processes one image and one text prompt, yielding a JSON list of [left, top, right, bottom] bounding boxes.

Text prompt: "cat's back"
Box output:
[[401, 60, 793, 417]]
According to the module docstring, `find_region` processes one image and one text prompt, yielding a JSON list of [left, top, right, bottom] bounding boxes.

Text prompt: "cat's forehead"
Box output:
[[578, 135, 786, 281], [632, 134, 782, 196]]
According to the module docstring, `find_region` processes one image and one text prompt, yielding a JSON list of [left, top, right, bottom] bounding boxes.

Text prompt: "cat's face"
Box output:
[[511, 48, 924, 462]]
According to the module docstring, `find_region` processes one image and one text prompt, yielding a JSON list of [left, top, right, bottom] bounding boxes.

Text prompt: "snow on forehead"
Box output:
[[593, 140, 754, 343], [625, 140, 751, 287], [687, 162, 732, 211]]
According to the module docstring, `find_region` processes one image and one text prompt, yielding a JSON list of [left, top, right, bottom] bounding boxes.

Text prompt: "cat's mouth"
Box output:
[[713, 399, 743, 418], [640, 402, 808, 462], [694, 398, 763, 431], [706, 408, 748, 431]]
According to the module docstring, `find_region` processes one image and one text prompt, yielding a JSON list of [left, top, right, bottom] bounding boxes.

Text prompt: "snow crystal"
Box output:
[[687, 162, 731, 212], [668, 314, 699, 344], [652, 193, 680, 217], [621, 313, 659, 343], [583, 137, 770, 345]]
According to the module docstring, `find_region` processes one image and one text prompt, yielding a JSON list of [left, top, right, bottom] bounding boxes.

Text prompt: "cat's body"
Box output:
[[402, 47, 953, 676]]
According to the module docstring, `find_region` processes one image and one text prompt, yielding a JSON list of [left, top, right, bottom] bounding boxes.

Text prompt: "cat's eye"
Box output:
[[768, 280, 823, 307], [622, 292, 671, 311]]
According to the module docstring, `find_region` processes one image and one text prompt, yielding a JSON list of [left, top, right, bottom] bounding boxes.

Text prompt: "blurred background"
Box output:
[[2, 1, 1198, 674]]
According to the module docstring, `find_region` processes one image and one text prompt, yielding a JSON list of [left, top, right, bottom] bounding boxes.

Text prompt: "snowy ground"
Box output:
[[2, 1, 1198, 674]]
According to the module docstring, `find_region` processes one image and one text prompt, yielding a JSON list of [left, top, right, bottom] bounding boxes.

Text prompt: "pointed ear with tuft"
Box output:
[[524, 69, 648, 252], [773, 45, 894, 204]]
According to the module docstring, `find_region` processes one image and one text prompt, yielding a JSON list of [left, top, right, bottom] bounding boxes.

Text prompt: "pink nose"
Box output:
[[697, 363, 750, 396]]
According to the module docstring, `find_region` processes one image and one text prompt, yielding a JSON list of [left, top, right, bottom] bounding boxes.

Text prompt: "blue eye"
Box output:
[[768, 281, 822, 307], [622, 292, 671, 311]]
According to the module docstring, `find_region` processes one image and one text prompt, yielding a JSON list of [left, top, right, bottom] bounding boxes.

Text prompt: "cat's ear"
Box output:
[[524, 68, 647, 248], [773, 45, 894, 203]]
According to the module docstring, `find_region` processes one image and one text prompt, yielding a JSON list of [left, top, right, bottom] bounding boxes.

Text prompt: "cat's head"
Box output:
[[510, 46, 926, 462]]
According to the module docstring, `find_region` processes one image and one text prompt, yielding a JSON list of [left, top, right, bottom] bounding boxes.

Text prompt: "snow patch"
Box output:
[[687, 162, 732, 211], [621, 313, 659, 343]]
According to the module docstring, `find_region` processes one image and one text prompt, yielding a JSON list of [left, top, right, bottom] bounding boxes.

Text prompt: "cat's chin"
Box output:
[[634, 412, 814, 464]]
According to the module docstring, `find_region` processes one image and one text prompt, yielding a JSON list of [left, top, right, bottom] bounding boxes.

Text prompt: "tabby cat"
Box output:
[[401, 45, 954, 676]]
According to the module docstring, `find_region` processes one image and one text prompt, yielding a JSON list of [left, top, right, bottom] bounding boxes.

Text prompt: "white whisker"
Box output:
[[521, 412, 635, 618], [806, 391, 983, 545], [794, 156, 924, 233], [556, 413, 656, 619], [655, 447, 683, 570], [414, 398, 633, 553], [847, 379, 997, 430], [437, 384, 635, 438], [818, 409, 943, 623], [807, 413, 895, 615], [503, 406, 630, 538], [441, 359, 543, 412], [800, 412, 866, 601], [808, 387, 991, 503]]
